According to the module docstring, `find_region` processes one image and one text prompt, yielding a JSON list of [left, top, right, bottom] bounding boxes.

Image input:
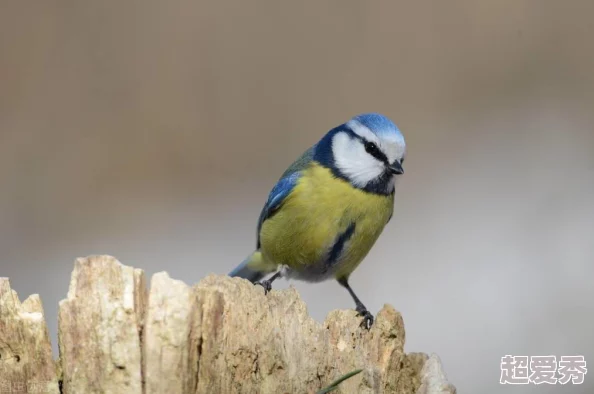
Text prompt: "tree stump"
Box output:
[[0, 255, 456, 393]]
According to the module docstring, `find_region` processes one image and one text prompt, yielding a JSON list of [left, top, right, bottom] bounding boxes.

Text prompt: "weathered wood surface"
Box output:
[[58, 256, 146, 394], [0, 255, 456, 394], [0, 278, 60, 393]]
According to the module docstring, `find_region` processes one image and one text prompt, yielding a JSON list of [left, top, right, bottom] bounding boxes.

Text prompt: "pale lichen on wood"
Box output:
[[0, 255, 456, 394]]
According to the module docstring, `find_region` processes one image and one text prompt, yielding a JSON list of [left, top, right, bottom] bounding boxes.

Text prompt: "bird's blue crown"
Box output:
[[315, 113, 403, 161], [351, 113, 403, 140]]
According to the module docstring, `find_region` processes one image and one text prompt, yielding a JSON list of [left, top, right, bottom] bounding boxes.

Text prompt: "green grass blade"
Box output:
[[316, 369, 363, 394]]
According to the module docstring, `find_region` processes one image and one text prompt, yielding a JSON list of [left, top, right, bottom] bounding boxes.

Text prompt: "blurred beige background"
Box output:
[[1, 1, 593, 392]]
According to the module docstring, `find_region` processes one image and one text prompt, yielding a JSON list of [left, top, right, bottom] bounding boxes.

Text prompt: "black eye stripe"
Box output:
[[364, 141, 388, 163]]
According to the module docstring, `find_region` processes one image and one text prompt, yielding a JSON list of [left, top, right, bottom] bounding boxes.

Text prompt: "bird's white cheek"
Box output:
[[332, 133, 384, 187]]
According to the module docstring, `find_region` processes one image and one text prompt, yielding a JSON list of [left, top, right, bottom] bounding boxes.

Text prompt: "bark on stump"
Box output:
[[0, 255, 456, 394]]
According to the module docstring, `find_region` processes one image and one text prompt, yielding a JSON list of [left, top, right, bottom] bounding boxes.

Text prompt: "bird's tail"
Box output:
[[229, 251, 271, 283]]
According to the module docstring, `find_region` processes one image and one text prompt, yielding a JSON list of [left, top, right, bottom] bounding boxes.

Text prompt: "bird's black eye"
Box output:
[[363, 140, 388, 162], [364, 142, 380, 156]]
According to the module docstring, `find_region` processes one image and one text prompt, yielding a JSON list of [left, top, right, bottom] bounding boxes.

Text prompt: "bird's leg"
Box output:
[[256, 271, 282, 294], [338, 277, 374, 329]]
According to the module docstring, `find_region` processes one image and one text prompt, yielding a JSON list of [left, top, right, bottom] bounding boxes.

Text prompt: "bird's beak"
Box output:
[[388, 161, 404, 175]]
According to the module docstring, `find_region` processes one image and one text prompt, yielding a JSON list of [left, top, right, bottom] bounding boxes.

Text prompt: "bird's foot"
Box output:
[[255, 271, 282, 294], [356, 305, 374, 330], [255, 280, 273, 294]]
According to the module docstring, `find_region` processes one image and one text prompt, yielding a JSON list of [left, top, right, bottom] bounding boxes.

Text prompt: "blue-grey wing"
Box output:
[[256, 145, 315, 248]]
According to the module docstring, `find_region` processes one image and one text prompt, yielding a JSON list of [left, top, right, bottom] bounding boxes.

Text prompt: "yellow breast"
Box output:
[[259, 162, 394, 280]]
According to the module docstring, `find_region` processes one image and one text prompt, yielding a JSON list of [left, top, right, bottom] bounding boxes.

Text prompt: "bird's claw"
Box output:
[[255, 280, 272, 294], [356, 307, 374, 330]]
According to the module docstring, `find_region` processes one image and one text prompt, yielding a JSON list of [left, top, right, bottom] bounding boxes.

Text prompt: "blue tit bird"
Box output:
[[229, 113, 406, 328]]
